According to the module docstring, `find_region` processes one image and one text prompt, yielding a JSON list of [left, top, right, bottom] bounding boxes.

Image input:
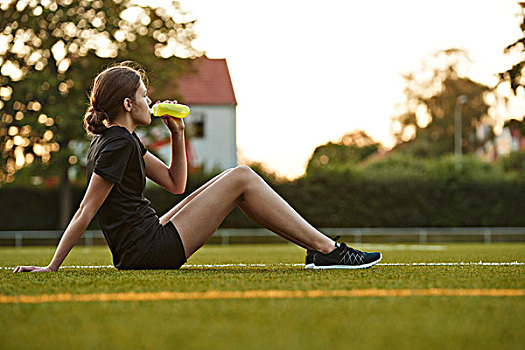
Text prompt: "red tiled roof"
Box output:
[[176, 57, 237, 105]]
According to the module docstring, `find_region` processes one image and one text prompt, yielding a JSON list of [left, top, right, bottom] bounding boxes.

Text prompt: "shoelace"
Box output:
[[339, 244, 365, 265]]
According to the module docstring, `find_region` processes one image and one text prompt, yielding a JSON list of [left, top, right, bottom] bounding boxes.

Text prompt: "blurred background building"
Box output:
[[476, 119, 525, 161], [145, 57, 238, 173]]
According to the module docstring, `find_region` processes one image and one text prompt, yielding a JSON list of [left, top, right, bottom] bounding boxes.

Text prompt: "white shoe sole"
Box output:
[[305, 263, 315, 269], [311, 253, 382, 270]]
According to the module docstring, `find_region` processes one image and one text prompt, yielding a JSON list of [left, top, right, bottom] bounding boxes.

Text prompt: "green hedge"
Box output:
[[0, 186, 61, 230], [277, 174, 525, 227], [1, 173, 524, 230]]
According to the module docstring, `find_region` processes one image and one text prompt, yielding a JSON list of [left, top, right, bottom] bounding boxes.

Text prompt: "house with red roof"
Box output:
[[148, 57, 237, 173]]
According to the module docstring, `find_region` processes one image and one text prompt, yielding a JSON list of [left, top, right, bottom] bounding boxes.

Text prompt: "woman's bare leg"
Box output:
[[169, 166, 334, 258], [160, 168, 314, 250], [237, 204, 314, 250], [159, 168, 234, 225]]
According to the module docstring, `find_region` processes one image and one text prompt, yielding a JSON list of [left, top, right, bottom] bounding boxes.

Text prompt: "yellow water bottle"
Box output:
[[151, 102, 190, 119]]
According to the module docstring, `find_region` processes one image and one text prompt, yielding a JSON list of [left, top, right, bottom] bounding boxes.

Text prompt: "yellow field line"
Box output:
[[0, 289, 524, 304]]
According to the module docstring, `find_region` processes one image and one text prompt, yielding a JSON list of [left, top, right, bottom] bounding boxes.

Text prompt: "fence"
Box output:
[[1, 227, 524, 247]]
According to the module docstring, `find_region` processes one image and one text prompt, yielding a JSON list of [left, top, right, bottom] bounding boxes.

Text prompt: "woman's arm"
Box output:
[[13, 173, 114, 273], [144, 116, 187, 194]]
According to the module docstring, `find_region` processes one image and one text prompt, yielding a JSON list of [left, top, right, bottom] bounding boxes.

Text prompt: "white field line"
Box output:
[[183, 262, 524, 267], [356, 244, 447, 251], [1, 261, 524, 270]]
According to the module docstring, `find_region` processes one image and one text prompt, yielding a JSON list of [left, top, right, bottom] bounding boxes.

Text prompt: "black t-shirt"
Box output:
[[86, 126, 161, 269]]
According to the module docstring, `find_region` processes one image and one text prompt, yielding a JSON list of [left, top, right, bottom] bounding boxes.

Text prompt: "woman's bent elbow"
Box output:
[[170, 184, 186, 194]]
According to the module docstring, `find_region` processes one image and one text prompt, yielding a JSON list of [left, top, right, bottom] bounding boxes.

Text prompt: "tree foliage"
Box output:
[[499, 2, 525, 94], [0, 0, 201, 185], [306, 130, 380, 175], [392, 49, 492, 157]]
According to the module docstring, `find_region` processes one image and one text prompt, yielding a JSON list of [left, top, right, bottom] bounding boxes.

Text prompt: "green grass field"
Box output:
[[1, 243, 524, 350]]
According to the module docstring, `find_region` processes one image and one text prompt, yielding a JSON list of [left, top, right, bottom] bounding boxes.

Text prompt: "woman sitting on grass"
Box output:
[[14, 62, 381, 273]]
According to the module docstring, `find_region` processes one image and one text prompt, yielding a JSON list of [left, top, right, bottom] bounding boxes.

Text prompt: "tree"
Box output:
[[306, 130, 380, 174], [499, 2, 525, 95], [391, 49, 492, 158], [0, 0, 201, 226]]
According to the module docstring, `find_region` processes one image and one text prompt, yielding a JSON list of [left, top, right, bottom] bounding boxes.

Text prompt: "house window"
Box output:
[[189, 112, 205, 138]]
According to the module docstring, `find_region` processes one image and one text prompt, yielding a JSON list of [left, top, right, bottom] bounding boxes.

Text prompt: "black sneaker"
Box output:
[[313, 243, 381, 269], [305, 249, 316, 269], [305, 235, 342, 269]]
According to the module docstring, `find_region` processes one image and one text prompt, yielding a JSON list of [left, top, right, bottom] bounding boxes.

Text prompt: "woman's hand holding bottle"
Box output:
[[152, 100, 186, 134]]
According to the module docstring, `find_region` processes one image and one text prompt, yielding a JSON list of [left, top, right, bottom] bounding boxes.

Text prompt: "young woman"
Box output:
[[14, 63, 381, 273]]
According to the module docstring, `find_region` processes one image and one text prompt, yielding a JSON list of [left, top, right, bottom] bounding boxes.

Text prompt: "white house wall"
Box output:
[[188, 104, 237, 172]]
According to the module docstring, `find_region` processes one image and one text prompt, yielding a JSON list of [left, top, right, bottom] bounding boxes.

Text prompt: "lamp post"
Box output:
[[455, 95, 468, 172]]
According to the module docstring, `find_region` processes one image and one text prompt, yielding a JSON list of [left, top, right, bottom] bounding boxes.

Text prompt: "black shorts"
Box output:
[[119, 221, 187, 270]]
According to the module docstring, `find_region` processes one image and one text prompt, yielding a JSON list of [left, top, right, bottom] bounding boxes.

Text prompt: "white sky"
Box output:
[[173, 0, 523, 178]]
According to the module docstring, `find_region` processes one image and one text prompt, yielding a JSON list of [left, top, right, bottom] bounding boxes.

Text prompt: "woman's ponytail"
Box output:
[[83, 106, 109, 135]]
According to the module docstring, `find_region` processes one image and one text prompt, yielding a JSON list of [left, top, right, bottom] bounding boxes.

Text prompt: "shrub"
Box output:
[[501, 150, 525, 174]]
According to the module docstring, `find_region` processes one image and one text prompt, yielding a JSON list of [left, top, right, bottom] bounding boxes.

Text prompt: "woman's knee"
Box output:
[[235, 165, 258, 177], [230, 165, 259, 187]]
